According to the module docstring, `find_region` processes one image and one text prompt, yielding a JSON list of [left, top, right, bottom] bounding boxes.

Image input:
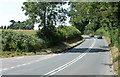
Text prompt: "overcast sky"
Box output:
[[0, 0, 71, 30], [0, 0, 27, 26]]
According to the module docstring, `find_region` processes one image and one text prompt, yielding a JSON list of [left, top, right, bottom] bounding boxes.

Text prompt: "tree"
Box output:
[[4, 26, 6, 29], [8, 20, 34, 30], [7, 26, 9, 29], [22, 2, 67, 29], [0, 26, 3, 29], [22, 2, 68, 43], [68, 2, 91, 34], [69, 2, 119, 47]]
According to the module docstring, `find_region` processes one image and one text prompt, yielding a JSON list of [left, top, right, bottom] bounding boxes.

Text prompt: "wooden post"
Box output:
[[66, 36, 68, 42], [28, 40, 29, 52]]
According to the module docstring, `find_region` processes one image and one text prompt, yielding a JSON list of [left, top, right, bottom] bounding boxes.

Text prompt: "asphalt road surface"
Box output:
[[1, 36, 113, 76]]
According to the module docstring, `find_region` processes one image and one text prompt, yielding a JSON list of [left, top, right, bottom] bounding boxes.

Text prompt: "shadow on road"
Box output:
[[100, 46, 109, 49], [64, 48, 109, 53], [101, 63, 112, 66]]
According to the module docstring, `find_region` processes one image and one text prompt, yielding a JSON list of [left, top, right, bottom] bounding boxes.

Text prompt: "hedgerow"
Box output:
[[2, 30, 45, 52], [56, 26, 82, 41], [36, 26, 82, 46], [2, 26, 82, 53]]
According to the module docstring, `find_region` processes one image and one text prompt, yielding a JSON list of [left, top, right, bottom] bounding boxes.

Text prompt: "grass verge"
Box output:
[[2, 37, 85, 58], [103, 36, 119, 75]]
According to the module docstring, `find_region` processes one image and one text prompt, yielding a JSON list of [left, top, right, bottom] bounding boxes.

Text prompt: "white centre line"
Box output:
[[2, 53, 58, 71], [3, 68, 9, 71], [41, 38, 96, 76], [10, 67, 15, 69], [16, 57, 24, 59]]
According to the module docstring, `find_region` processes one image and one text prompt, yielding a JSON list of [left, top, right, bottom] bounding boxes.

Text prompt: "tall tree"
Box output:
[[21, 2, 67, 29], [9, 20, 16, 29], [8, 20, 34, 30], [0, 26, 3, 29], [69, 2, 119, 46], [4, 26, 6, 29]]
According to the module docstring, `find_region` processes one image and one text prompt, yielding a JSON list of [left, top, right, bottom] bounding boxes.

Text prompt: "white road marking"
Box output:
[[3, 68, 9, 71], [16, 65, 21, 67], [42, 38, 96, 76], [16, 57, 24, 59], [2, 54, 58, 71], [35, 60, 40, 62], [10, 67, 15, 69], [47, 53, 87, 75], [2, 56, 25, 60], [2, 38, 94, 73], [22, 64, 27, 66], [26, 63, 31, 65]]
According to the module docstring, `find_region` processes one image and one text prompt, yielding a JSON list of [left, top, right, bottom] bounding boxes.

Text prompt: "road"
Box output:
[[1, 36, 114, 76]]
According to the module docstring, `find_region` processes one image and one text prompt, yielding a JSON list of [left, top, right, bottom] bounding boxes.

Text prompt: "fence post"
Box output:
[[28, 40, 29, 52], [66, 36, 68, 42]]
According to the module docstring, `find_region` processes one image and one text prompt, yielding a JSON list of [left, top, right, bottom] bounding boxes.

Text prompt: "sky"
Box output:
[[0, 0, 27, 26], [0, 0, 71, 30]]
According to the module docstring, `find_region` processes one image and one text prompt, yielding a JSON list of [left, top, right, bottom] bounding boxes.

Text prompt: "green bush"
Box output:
[[84, 30, 95, 35], [36, 26, 59, 46], [83, 23, 98, 35], [2, 26, 82, 53], [2, 30, 45, 52], [36, 26, 82, 46], [95, 27, 109, 36], [56, 26, 82, 41], [110, 28, 118, 47]]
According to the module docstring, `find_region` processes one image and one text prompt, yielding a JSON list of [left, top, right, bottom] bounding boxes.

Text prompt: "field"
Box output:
[[0, 29, 38, 35]]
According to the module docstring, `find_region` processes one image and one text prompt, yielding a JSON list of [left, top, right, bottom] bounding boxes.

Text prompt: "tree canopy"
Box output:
[[69, 2, 119, 47], [8, 20, 34, 30], [22, 2, 67, 28]]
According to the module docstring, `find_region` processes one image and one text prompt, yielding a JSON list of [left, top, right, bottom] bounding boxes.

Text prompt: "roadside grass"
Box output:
[[111, 46, 119, 72], [103, 36, 119, 75], [45, 37, 84, 53], [119, 54, 120, 76], [2, 37, 84, 58]]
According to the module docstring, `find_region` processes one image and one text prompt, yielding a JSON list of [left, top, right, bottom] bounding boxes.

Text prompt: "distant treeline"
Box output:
[[0, 20, 34, 30]]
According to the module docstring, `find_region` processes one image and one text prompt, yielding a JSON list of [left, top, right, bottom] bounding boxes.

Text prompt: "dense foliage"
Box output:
[[7, 20, 34, 30], [22, 2, 67, 28], [69, 2, 120, 75], [2, 30, 45, 52], [69, 2, 119, 49], [0, 26, 7, 29], [56, 26, 82, 40], [2, 26, 82, 52], [36, 26, 82, 46]]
